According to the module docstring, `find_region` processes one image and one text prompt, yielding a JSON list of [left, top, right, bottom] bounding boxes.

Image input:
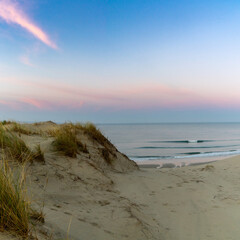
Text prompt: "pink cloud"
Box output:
[[0, 0, 57, 48], [19, 55, 34, 67], [2, 78, 240, 111], [20, 97, 48, 109]]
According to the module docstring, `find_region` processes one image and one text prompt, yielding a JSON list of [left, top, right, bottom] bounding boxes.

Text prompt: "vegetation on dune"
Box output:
[[30, 208, 45, 223], [32, 144, 45, 163], [53, 124, 88, 157], [0, 120, 12, 126], [100, 148, 112, 164], [0, 125, 43, 163], [80, 123, 115, 164], [78, 122, 113, 147], [11, 122, 33, 136], [61, 122, 115, 164], [0, 126, 32, 163], [0, 159, 29, 237]]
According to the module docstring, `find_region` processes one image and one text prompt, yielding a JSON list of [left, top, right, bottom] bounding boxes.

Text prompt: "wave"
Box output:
[[130, 149, 240, 161], [149, 140, 214, 143], [137, 144, 240, 149], [174, 150, 240, 159], [148, 139, 240, 144], [130, 156, 172, 161], [182, 152, 202, 155]]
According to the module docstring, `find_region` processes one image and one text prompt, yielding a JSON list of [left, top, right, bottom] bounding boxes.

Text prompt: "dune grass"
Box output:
[[0, 126, 32, 163], [77, 122, 113, 147], [32, 144, 45, 163], [80, 123, 115, 164], [52, 122, 114, 163], [0, 120, 12, 126], [75, 122, 114, 164], [11, 123, 33, 136], [53, 124, 88, 157], [0, 159, 29, 237], [0, 125, 42, 163]]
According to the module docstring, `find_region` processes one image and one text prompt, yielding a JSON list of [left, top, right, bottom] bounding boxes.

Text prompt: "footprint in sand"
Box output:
[[64, 211, 71, 215]]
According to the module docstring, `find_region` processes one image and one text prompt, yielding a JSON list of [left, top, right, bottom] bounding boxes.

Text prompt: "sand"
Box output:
[[2, 122, 240, 239], [35, 154, 240, 240]]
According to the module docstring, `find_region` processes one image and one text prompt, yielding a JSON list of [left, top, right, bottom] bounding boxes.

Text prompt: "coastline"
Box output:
[[136, 154, 239, 168]]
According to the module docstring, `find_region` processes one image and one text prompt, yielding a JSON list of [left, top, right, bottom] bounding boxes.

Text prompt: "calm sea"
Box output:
[[98, 123, 240, 166]]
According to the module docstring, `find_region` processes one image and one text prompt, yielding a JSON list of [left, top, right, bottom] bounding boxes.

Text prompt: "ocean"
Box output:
[[98, 123, 240, 167]]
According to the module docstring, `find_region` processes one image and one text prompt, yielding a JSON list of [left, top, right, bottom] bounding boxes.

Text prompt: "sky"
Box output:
[[1, 0, 240, 123]]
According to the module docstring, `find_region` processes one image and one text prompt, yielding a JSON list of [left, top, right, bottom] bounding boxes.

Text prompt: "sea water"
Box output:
[[98, 123, 240, 167]]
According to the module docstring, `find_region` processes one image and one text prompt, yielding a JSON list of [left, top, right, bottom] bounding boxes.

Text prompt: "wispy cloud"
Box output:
[[19, 55, 34, 67], [0, 0, 57, 48], [0, 78, 220, 111], [2, 78, 240, 111]]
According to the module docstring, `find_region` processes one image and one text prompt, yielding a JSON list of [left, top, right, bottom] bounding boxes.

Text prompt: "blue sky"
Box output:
[[1, 0, 240, 123]]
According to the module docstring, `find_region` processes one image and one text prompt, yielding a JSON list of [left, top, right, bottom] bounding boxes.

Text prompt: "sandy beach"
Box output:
[[34, 153, 240, 240], [1, 122, 240, 239]]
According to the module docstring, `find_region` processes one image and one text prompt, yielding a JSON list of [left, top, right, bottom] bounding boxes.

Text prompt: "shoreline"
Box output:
[[136, 154, 239, 168]]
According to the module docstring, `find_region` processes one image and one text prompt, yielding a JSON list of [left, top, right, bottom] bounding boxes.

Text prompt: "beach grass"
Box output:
[[79, 123, 114, 164], [53, 124, 88, 157], [0, 159, 29, 237], [78, 122, 112, 147], [11, 122, 31, 135], [52, 122, 115, 163], [0, 125, 43, 163], [32, 144, 45, 163], [0, 126, 32, 163]]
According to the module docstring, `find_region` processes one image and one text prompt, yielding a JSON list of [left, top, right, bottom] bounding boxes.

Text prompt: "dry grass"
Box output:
[[53, 124, 88, 157], [30, 208, 45, 223], [78, 122, 113, 147], [0, 125, 43, 163], [0, 158, 29, 237], [55, 122, 115, 164], [11, 123, 39, 136], [52, 122, 114, 163], [32, 144, 45, 163], [100, 148, 112, 164], [80, 123, 115, 164], [0, 120, 12, 126], [0, 126, 33, 163]]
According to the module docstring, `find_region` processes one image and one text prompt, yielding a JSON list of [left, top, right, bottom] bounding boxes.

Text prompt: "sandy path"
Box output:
[[111, 156, 240, 240]]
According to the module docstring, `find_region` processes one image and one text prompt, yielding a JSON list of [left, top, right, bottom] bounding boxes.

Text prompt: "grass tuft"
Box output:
[[0, 159, 29, 237], [0, 126, 33, 163], [11, 123, 31, 135], [0, 120, 12, 126], [80, 123, 115, 164], [32, 144, 45, 163], [53, 125, 88, 157], [80, 123, 112, 146], [30, 209, 45, 223], [100, 148, 112, 164], [0, 125, 42, 163]]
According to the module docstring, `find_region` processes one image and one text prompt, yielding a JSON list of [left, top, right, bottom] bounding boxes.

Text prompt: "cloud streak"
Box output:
[[1, 78, 238, 111], [0, 0, 56, 48]]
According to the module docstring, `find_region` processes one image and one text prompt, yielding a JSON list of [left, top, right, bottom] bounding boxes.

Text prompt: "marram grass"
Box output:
[[0, 125, 42, 163], [0, 158, 29, 237], [53, 124, 88, 157], [53, 122, 114, 164]]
